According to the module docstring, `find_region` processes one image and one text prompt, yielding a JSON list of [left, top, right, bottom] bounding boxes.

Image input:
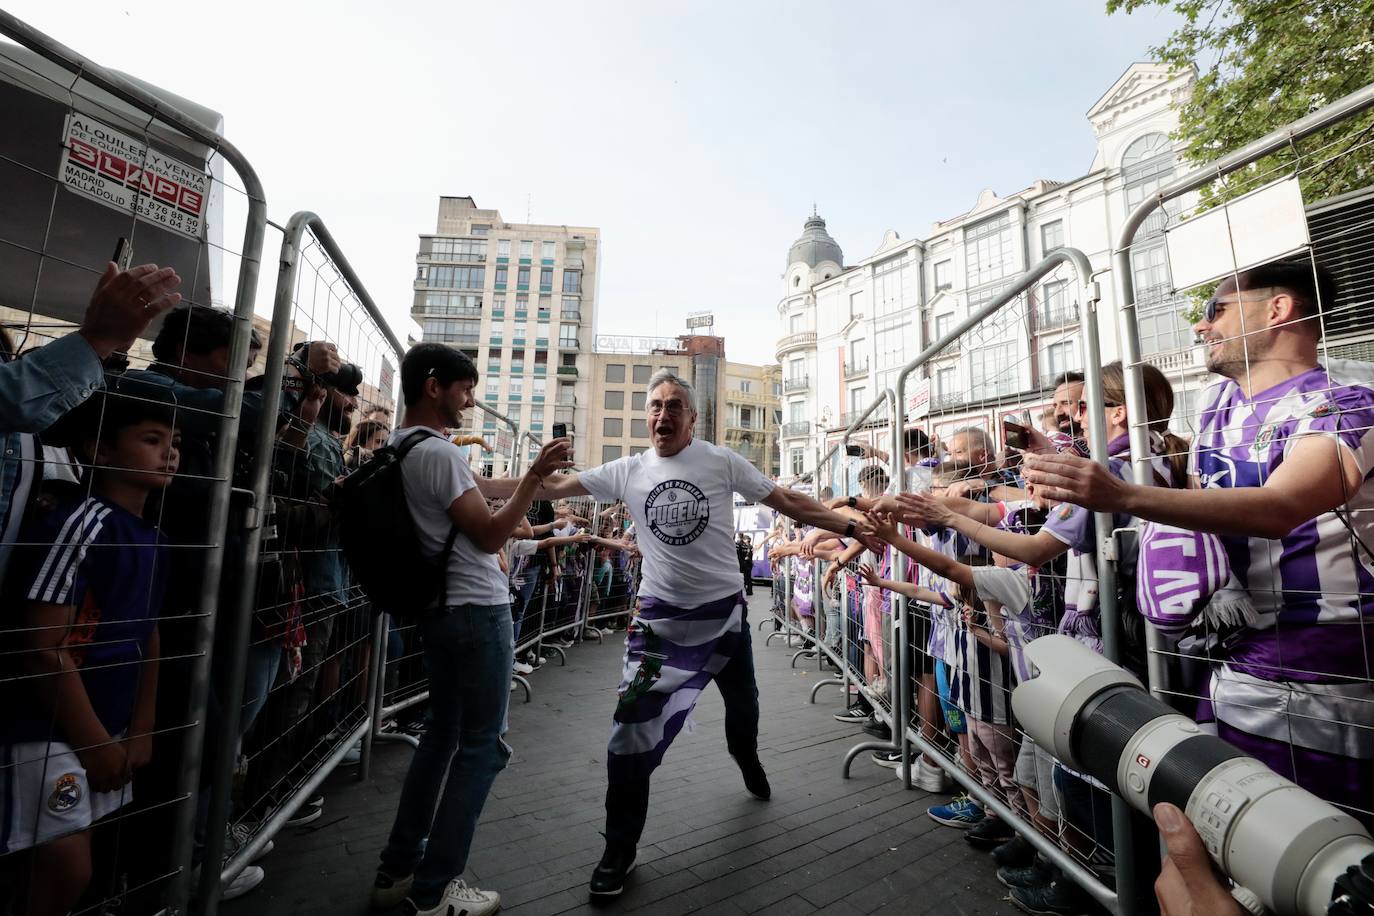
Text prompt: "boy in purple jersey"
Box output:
[[1, 376, 179, 916], [1026, 259, 1374, 828]]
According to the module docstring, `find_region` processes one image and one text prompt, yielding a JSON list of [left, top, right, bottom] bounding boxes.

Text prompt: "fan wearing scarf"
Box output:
[[1025, 259, 1374, 830]]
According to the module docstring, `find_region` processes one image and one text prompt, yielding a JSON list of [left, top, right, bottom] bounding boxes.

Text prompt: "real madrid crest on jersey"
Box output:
[[644, 479, 709, 546], [48, 773, 82, 813]]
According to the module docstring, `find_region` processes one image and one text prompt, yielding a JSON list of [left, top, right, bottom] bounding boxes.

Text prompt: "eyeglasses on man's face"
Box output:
[[647, 399, 689, 416]]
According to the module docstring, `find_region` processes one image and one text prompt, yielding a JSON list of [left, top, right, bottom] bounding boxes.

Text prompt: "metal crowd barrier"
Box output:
[[0, 13, 267, 916]]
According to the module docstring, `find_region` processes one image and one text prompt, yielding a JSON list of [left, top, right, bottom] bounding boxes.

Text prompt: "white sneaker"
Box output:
[[406, 879, 499, 916], [191, 863, 265, 901], [371, 870, 415, 909], [341, 740, 363, 766], [916, 757, 952, 793], [227, 822, 274, 862], [512, 660, 534, 675]]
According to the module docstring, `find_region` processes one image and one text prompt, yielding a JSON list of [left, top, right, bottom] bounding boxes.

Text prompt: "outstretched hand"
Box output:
[[529, 437, 574, 479], [1022, 452, 1127, 513], [894, 491, 953, 527], [80, 262, 183, 358], [856, 563, 881, 587]]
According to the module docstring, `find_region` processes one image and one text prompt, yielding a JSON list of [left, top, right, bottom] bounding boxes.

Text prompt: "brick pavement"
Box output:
[[234, 591, 1018, 915]]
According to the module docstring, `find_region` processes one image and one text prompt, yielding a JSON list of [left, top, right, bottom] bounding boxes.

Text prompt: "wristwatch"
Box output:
[[847, 496, 857, 508], [844, 520, 857, 539]]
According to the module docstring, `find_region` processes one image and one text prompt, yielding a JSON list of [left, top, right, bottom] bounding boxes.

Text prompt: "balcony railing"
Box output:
[[775, 330, 816, 359], [558, 338, 580, 351], [560, 309, 582, 322], [781, 420, 810, 438], [1035, 303, 1078, 331], [843, 359, 869, 379], [783, 374, 809, 393], [557, 366, 579, 377], [930, 391, 967, 411]]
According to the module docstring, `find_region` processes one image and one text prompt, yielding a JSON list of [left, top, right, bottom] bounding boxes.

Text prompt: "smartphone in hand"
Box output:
[[1003, 418, 1031, 451], [552, 422, 567, 440], [112, 237, 133, 271]]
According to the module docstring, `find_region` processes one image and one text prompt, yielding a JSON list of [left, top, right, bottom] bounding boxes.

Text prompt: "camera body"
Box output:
[[1013, 636, 1373, 916]]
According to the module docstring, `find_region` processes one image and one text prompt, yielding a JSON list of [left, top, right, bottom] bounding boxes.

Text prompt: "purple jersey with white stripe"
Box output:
[[1190, 363, 1374, 683]]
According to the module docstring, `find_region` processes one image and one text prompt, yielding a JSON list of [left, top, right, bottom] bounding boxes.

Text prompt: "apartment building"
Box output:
[[412, 196, 598, 475], [723, 361, 781, 477]]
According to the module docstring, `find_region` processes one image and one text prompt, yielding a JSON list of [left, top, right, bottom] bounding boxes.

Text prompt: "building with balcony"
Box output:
[[411, 196, 599, 474], [724, 361, 781, 478], [775, 63, 1208, 482]]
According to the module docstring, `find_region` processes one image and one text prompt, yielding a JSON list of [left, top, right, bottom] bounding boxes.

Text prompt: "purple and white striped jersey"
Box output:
[[1044, 433, 1180, 651], [1189, 362, 1374, 684]]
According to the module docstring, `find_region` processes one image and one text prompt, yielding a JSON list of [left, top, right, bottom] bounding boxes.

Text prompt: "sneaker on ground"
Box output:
[[341, 740, 362, 766], [588, 843, 637, 898], [832, 704, 869, 723], [404, 879, 499, 916], [1008, 877, 1092, 916], [284, 796, 324, 827], [870, 750, 905, 770], [861, 716, 891, 740], [996, 857, 1054, 890], [916, 757, 951, 793], [191, 863, 264, 901], [513, 660, 534, 675], [926, 794, 985, 828], [965, 814, 1015, 848], [370, 870, 415, 910], [226, 822, 274, 863], [992, 834, 1037, 869]]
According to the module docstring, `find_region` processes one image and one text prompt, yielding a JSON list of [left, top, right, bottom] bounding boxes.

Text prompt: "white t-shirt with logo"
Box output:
[[578, 438, 776, 606], [391, 426, 509, 607]]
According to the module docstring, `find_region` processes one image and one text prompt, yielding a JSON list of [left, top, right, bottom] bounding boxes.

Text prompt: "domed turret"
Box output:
[[786, 212, 843, 271]]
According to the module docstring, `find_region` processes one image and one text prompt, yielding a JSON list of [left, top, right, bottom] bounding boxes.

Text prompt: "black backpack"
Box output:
[[335, 429, 458, 618]]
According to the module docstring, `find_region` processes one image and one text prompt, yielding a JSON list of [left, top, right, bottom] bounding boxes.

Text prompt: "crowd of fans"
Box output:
[[762, 258, 1374, 915], [0, 263, 645, 916]]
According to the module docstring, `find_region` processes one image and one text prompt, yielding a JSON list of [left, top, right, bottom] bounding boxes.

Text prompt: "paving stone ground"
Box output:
[[236, 591, 1018, 915]]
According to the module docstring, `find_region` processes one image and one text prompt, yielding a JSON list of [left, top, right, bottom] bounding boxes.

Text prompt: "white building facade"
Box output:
[[777, 63, 1200, 482]]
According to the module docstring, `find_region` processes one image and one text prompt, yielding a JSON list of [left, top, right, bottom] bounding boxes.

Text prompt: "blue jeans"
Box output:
[[240, 641, 283, 738], [380, 603, 514, 904]]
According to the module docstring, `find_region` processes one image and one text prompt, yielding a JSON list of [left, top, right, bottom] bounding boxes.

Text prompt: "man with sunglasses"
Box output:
[[1024, 258, 1374, 828], [479, 369, 882, 898]]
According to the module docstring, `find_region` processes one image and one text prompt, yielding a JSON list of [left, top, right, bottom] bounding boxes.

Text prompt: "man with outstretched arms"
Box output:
[[1024, 260, 1374, 828], [480, 369, 879, 897]]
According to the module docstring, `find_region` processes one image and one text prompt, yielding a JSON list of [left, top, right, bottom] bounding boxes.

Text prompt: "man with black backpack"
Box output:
[[360, 343, 570, 916]]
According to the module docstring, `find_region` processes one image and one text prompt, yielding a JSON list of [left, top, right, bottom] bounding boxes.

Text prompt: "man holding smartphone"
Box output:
[[479, 369, 881, 899]]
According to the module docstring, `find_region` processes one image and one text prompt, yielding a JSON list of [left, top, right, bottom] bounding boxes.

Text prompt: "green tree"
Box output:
[[1110, 0, 1374, 318]]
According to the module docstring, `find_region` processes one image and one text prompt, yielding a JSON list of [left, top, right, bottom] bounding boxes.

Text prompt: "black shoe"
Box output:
[[997, 856, 1054, 890], [1008, 877, 1092, 916], [992, 833, 1036, 868], [861, 715, 891, 740], [735, 755, 771, 800], [589, 843, 637, 898], [832, 704, 869, 723], [965, 815, 1016, 849]]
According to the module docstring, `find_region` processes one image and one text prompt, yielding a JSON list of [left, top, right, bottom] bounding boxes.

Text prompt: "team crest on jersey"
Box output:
[[1057, 504, 1076, 520], [48, 774, 82, 813], [1310, 402, 1338, 419], [644, 480, 709, 546], [1254, 425, 1277, 451]]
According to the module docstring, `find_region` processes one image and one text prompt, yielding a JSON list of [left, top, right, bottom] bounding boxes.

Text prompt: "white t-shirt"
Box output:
[[579, 438, 775, 605], [391, 426, 509, 607]]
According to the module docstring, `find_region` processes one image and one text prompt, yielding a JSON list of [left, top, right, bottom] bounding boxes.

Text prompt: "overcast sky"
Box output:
[[8, 0, 1181, 365]]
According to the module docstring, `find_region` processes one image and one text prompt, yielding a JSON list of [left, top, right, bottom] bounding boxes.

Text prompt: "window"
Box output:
[[934, 260, 952, 291], [531, 405, 544, 423], [533, 377, 546, 397], [630, 418, 648, 438], [519, 239, 533, 259], [965, 211, 1016, 287], [631, 391, 647, 411], [515, 294, 529, 313], [418, 292, 482, 315], [605, 390, 625, 410], [602, 445, 623, 462], [789, 313, 803, 333], [517, 265, 530, 288], [872, 252, 910, 317], [558, 383, 575, 404], [492, 294, 505, 312], [935, 364, 957, 397], [605, 363, 626, 383], [849, 290, 863, 318], [493, 265, 507, 286], [561, 296, 581, 319], [509, 377, 523, 397], [536, 321, 550, 341], [497, 239, 511, 258], [632, 365, 652, 385], [1123, 133, 1178, 238], [513, 321, 527, 341], [1039, 280, 1070, 327], [789, 400, 804, 422], [537, 295, 551, 314], [486, 377, 500, 398], [559, 324, 579, 347], [471, 224, 491, 236], [970, 341, 1018, 399], [604, 417, 623, 437], [790, 448, 804, 476], [541, 241, 555, 259], [1043, 340, 1077, 382], [562, 270, 582, 294], [540, 267, 553, 290], [848, 339, 865, 368], [740, 406, 753, 428], [934, 312, 954, 343], [428, 238, 488, 262], [561, 352, 577, 367], [420, 317, 481, 343], [848, 387, 866, 413], [738, 379, 751, 393], [631, 445, 648, 456], [1040, 220, 1064, 255], [772, 382, 782, 396], [789, 358, 803, 380], [422, 265, 486, 289]]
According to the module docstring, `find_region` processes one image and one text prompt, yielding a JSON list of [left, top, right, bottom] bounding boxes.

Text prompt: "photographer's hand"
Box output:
[[1153, 803, 1243, 916]]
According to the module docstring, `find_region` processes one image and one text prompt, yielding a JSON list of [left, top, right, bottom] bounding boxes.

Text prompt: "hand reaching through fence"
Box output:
[[79, 262, 182, 358]]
